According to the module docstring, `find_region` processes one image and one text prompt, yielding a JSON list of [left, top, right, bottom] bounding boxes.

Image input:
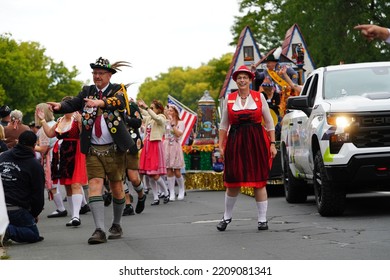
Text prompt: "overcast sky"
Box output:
[[1, 0, 240, 99]]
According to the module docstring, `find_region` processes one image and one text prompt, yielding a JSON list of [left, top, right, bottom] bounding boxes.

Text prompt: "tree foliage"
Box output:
[[231, 0, 390, 67], [137, 53, 233, 111], [0, 33, 83, 123]]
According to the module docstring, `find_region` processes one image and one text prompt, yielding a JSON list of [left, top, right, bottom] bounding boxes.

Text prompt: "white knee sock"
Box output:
[[256, 200, 268, 222], [81, 187, 88, 206], [223, 194, 238, 220], [167, 176, 176, 200], [143, 176, 150, 191], [150, 179, 159, 201], [176, 176, 185, 200], [72, 194, 83, 219], [53, 192, 66, 211], [156, 177, 168, 196]]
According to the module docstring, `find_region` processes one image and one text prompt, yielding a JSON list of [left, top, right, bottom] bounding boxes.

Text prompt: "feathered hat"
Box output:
[[90, 57, 131, 74]]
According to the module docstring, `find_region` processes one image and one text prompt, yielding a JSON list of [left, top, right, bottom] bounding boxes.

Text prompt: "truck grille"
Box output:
[[351, 112, 390, 148]]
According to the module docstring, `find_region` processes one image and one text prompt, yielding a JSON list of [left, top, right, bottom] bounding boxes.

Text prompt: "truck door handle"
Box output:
[[297, 121, 302, 124]]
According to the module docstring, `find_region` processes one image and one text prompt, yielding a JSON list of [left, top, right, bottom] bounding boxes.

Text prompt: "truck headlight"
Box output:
[[327, 115, 355, 128], [327, 114, 354, 153]]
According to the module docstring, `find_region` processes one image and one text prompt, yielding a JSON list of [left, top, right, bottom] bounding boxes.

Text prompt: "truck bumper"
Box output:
[[326, 152, 390, 189]]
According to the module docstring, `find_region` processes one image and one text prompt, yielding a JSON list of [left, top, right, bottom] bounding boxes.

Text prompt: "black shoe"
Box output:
[[103, 191, 112, 207], [79, 204, 91, 215], [163, 195, 170, 204], [258, 221, 269, 231], [108, 224, 123, 240], [217, 218, 232, 231], [144, 189, 149, 194], [88, 228, 107, 244], [47, 209, 68, 218], [151, 199, 159, 206], [37, 236, 44, 242], [122, 204, 135, 216], [135, 195, 146, 214], [66, 217, 81, 227]]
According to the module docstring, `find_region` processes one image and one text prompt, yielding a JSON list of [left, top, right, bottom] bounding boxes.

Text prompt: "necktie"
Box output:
[[95, 90, 103, 138]]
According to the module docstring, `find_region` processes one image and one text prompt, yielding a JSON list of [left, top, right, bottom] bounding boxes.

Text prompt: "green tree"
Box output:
[[232, 0, 390, 67], [0, 33, 82, 123], [137, 53, 233, 111]]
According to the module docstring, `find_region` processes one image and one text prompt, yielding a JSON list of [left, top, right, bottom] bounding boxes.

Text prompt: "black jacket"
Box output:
[[56, 83, 135, 154], [0, 144, 45, 217], [126, 101, 143, 152]]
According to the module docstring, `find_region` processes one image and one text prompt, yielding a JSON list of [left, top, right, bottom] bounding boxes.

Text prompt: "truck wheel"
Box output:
[[282, 147, 307, 203], [313, 150, 346, 216]]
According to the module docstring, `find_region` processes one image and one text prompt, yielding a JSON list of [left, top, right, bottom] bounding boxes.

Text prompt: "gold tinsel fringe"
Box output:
[[183, 171, 254, 197]]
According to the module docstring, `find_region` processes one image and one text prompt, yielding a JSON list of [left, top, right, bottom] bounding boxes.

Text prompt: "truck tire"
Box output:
[[313, 150, 346, 216], [282, 147, 307, 203]]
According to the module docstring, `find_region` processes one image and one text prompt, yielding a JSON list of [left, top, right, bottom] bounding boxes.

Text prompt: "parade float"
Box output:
[[183, 90, 225, 191]]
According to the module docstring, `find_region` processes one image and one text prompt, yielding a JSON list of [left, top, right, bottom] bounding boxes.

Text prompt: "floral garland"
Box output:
[[182, 144, 217, 154]]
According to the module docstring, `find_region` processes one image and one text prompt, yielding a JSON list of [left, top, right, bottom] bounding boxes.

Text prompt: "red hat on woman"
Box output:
[[232, 65, 255, 82]]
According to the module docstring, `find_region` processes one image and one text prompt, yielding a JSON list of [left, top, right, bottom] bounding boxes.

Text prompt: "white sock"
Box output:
[[256, 200, 268, 222], [53, 192, 66, 212], [156, 177, 168, 196], [150, 179, 159, 201], [167, 176, 176, 200], [143, 176, 150, 191], [81, 187, 88, 206], [72, 194, 83, 219], [176, 176, 185, 200], [223, 194, 238, 220]]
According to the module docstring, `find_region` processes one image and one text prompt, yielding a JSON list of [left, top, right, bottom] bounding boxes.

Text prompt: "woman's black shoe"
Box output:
[[216, 218, 232, 231], [163, 195, 170, 204], [151, 199, 160, 206], [258, 221, 269, 230]]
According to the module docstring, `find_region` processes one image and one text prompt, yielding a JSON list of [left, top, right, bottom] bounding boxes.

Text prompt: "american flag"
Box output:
[[167, 95, 197, 146]]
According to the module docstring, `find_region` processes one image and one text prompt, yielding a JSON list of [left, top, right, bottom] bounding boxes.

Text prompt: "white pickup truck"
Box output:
[[280, 61, 390, 216]]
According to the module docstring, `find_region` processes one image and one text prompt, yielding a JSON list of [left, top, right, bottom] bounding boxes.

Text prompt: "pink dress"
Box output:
[[164, 121, 185, 169]]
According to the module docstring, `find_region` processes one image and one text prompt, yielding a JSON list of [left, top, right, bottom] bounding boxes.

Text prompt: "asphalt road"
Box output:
[[3, 187, 390, 260]]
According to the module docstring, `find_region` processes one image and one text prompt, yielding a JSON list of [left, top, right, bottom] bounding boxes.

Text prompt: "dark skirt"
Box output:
[[223, 123, 270, 188]]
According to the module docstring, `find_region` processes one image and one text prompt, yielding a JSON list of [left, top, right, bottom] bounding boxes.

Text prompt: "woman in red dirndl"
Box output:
[[217, 65, 277, 232]]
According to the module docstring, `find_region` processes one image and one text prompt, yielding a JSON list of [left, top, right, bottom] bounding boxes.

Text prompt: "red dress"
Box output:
[[51, 119, 87, 185], [224, 90, 270, 188], [139, 125, 166, 175]]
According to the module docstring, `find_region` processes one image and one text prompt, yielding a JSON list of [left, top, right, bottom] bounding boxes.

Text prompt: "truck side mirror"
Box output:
[[286, 96, 312, 116]]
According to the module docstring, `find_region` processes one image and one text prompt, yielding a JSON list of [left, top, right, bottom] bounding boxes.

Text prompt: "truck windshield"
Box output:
[[324, 66, 390, 100]]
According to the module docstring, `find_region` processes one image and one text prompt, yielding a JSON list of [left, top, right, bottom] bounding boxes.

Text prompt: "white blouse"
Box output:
[[219, 93, 275, 132]]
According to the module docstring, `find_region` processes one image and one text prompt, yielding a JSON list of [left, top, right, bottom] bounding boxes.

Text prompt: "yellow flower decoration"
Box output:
[[182, 144, 218, 154]]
